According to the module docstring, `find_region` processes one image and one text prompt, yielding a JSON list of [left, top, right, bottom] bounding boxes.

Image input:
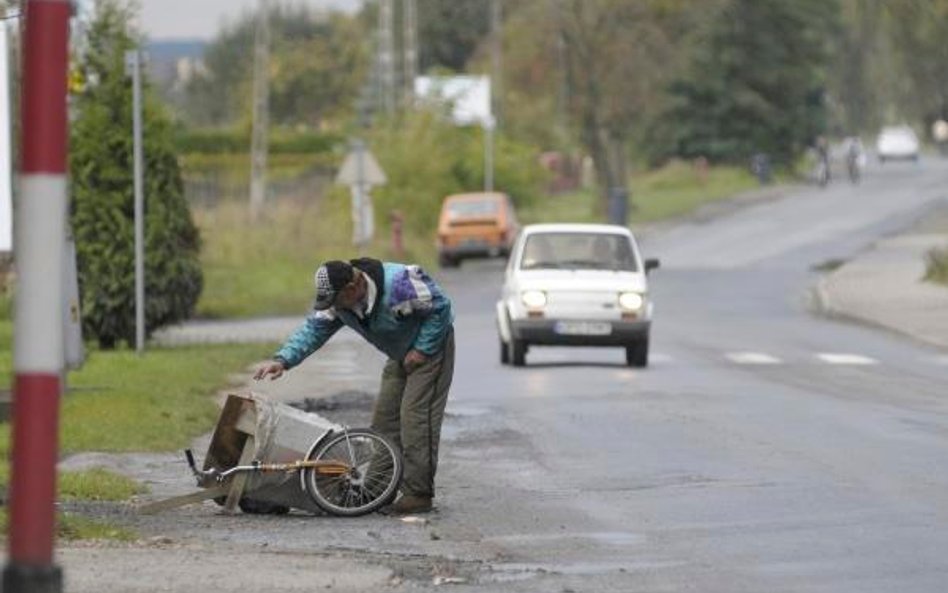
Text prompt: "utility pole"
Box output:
[[490, 0, 503, 128], [124, 50, 145, 354], [4, 1, 70, 592], [249, 0, 270, 220], [378, 0, 395, 114], [402, 0, 417, 107]]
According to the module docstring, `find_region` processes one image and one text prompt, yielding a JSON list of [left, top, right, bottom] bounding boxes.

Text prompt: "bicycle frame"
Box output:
[[185, 427, 356, 485]]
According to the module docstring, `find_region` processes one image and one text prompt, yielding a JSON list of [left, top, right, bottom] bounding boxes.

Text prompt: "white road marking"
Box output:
[[817, 353, 878, 365], [726, 352, 782, 365]]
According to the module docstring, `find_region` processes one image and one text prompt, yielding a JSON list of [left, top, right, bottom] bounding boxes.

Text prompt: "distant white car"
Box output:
[[496, 223, 660, 367], [876, 125, 920, 162]]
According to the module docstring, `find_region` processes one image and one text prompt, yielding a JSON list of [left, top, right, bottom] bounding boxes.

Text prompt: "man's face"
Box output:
[[334, 272, 366, 310]]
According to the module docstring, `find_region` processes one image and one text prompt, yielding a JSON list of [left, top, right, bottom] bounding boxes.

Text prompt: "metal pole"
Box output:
[[402, 0, 417, 106], [379, 0, 394, 114], [484, 120, 494, 193], [355, 139, 366, 248], [127, 50, 145, 354], [249, 0, 270, 219], [4, 1, 70, 591], [490, 0, 502, 128]]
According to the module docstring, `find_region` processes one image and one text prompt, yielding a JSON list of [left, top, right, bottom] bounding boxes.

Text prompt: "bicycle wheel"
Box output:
[[303, 428, 402, 517]]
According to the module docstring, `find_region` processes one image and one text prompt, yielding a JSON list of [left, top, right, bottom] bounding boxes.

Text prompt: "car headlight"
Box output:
[[521, 290, 547, 309], [618, 292, 644, 311]]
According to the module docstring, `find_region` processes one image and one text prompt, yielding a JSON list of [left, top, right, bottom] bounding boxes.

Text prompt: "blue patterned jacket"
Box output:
[[274, 260, 454, 368]]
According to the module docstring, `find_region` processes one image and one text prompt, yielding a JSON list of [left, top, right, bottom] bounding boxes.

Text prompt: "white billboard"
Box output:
[[414, 75, 494, 128]]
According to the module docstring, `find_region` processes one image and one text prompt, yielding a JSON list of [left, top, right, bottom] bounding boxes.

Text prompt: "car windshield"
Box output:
[[447, 199, 499, 219], [519, 232, 638, 271]]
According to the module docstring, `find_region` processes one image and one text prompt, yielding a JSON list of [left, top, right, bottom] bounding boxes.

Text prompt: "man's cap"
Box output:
[[313, 260, 354, 310]]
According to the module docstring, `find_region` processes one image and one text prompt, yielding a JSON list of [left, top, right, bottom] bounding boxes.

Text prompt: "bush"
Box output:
[[70, 2, 202, 348], [175, 128, 343, 155], [367, 112, 548, 234], [925, 247, 948, 285]]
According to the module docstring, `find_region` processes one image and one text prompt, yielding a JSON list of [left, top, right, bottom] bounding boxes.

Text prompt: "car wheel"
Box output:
[[510, 338, 526, 367], [626, 337, 649, 368], [500, 337, 510, 365], [438, 254, 458, 269]]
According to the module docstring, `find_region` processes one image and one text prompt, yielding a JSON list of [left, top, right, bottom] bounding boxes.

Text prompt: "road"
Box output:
[[426, 158, 948, 591], [57, 158, 948, 592]]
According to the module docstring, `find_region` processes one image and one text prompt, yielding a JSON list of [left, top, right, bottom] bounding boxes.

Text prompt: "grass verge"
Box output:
[[0, 509, 138, 542], [925, 247, 948, 285], [0, 338, 276, 454], [520, 161, 760, 224]]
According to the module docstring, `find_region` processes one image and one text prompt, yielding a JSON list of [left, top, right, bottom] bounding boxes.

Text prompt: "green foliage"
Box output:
[[417, 0, 491, 72], [925, 247, 948, 286], [652, 0, 840, 165], [183, 8, 369, 127], [175, 127, 342, 155], [368, 112, 548, 235], [70, 1, 202, 348], [885, 0, 948, 123]]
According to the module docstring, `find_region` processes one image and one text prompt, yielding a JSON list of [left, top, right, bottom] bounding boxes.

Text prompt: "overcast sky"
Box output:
[[139, 0, 362, 40]]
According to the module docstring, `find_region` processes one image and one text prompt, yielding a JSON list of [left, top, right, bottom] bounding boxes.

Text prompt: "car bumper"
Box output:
[[440, 243, 506, 258], [510, 318, 650, 346]]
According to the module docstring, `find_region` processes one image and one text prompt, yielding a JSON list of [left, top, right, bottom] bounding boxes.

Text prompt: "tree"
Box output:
[[556, 0, 689, 214], [885, 0, 948, 125], [183, 7, 369, 128], [827, 0, 887, 134], [657, 0, 840, 165], [70, 0, 202, 348], [417, 0, 491, 72]]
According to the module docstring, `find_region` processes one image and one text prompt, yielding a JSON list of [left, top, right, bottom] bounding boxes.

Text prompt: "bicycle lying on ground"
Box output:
[[185, 427, 403, 517]]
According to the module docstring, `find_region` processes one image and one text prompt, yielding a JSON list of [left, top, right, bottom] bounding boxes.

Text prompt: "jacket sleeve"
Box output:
[[390, 265, 454, 355], [274, 310, 343, 369]]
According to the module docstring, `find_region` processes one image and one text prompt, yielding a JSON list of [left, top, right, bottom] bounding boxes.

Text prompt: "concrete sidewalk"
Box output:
[[816, 231, 948, 349]]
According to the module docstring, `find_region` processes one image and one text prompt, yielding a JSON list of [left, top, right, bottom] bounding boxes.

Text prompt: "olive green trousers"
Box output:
[[372, 330, 455, 498]]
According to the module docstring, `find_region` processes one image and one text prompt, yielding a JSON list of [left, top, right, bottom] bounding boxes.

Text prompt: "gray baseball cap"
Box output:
[[313, 260, 354, 310]]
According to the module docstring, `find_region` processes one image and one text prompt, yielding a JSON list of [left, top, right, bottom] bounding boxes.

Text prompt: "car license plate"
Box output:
[[554, 321, 612, 336]]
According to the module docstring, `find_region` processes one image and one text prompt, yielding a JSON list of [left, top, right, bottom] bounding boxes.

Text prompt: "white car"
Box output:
[[496, 223, 660, 367], [876, 125, 920, 162]]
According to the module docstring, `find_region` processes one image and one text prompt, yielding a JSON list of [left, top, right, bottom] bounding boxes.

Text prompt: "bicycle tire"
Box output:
[[302, 428, 402, 517]]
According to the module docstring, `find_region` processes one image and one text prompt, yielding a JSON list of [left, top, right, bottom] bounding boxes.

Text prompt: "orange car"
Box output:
[[436, 192, 519, 268]]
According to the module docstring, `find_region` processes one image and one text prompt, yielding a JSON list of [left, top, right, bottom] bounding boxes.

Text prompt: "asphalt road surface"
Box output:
[[424, 157, 948, 592]]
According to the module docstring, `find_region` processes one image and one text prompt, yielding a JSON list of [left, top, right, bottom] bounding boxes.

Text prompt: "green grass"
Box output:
[[0, 316, 275, 454], [925, 247, 948, 285], [0, 465, 146, 502], [521, 161, 760, 225], [195, 195, 437, 318], [634, 161, 760, 222], [58, 468, 148, 501], [0, 509, 138, 542]]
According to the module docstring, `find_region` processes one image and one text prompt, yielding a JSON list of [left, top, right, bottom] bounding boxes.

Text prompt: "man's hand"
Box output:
[[253, 361, 286, 381], [403, 349, 428, 373]]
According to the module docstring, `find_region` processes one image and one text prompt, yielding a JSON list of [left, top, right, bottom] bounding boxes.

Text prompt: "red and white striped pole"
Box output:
[[4, 1, 71, 592]]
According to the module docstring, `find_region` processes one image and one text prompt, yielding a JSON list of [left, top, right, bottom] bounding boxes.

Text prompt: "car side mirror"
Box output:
[[644, 258, 661, 274]]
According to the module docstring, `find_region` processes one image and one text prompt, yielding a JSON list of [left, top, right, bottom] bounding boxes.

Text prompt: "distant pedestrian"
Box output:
[[934, 119, 948, 156], [254, 258, 455, 515]]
